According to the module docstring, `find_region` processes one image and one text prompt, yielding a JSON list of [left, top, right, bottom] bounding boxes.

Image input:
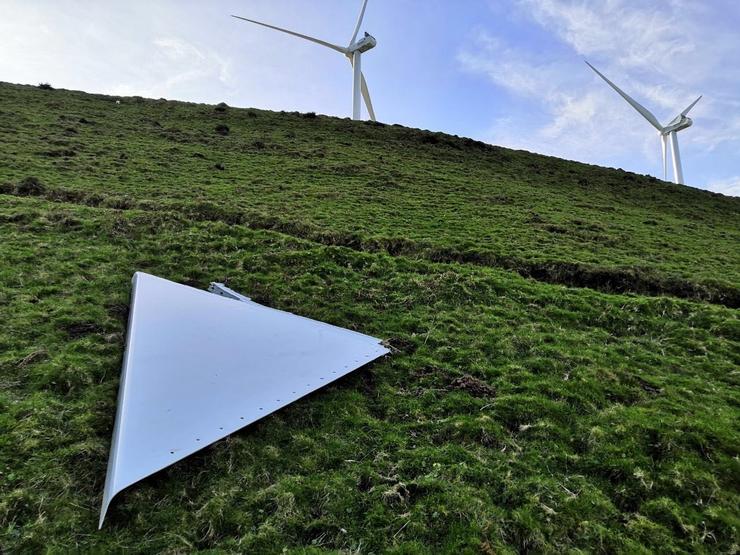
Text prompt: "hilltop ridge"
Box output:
[[1, 82, 738, 306]]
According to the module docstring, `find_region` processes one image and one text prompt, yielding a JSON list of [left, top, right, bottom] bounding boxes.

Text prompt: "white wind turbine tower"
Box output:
[[585, 61, 701, 185], [232, 0, 377, 121]]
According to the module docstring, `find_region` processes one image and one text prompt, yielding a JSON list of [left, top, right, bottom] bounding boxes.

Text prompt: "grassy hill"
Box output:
[[0, 82, 738, 552]]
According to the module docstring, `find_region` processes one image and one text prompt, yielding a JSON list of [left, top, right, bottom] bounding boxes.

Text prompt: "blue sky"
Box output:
[[2, 0, 739, 195]]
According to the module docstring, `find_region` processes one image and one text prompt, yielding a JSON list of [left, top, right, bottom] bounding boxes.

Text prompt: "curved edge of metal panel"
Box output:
[[99, 272, 143, 528]]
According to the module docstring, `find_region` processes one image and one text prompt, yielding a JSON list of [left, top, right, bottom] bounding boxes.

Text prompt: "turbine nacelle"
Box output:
[[663, 115, 692, 134], [348, 32, 376, 54]]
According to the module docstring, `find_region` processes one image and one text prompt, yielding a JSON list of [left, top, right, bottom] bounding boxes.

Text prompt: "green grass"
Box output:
[[1, 82, 738, 305], [0, 83, 738, 553]]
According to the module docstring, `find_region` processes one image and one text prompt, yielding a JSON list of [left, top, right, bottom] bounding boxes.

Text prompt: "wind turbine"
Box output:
[[585, 61, 701, 185], [232, 0, 377, 121]]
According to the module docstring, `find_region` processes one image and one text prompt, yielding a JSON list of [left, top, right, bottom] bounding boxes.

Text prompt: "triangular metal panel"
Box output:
[[100, 272, 388, 527]]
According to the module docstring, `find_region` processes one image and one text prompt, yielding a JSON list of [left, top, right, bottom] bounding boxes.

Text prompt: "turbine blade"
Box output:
[[232, 15, 347, 54], [360, 72, 376, 121], [347, 54, 376, 121], [585, 61, 663, 131], [681, 95, 702, 116], [349, 0, 369, 47]]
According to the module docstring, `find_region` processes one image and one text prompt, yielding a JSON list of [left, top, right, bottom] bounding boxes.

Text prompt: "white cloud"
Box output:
[[458, 30, 653, 164], [460, 0, 740, 193], [706, 176, 740, 197], [0, 0, 353, 114], [102, 37, 233, 99], [458, 35, 560, 101], [519, 0, 697, 77]]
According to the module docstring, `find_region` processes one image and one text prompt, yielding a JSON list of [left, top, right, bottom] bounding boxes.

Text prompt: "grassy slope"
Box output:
[[0, 83, 738, 552], [1, 83, 738, 305]]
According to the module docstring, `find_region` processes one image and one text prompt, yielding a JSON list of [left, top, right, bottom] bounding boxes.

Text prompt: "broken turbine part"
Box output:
[[99, 272, 389, 527]]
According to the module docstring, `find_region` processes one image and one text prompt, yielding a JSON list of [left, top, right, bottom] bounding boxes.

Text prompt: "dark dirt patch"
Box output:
[[106, 303, 129, 323], [39, 149, 77, 158], [15, 177, 46, 196], [384, 337, 417, 354], [448, 375, 496, 398], [634, 376, 663, 396], [62, 322, 105, 338]]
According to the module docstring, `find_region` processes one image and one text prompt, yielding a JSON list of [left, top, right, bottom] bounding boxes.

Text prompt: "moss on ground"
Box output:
[[0, 83, 738, 552]]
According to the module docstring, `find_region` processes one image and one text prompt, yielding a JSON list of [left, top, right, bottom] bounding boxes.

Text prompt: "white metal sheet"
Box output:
[[99, 272, 388, 527]]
